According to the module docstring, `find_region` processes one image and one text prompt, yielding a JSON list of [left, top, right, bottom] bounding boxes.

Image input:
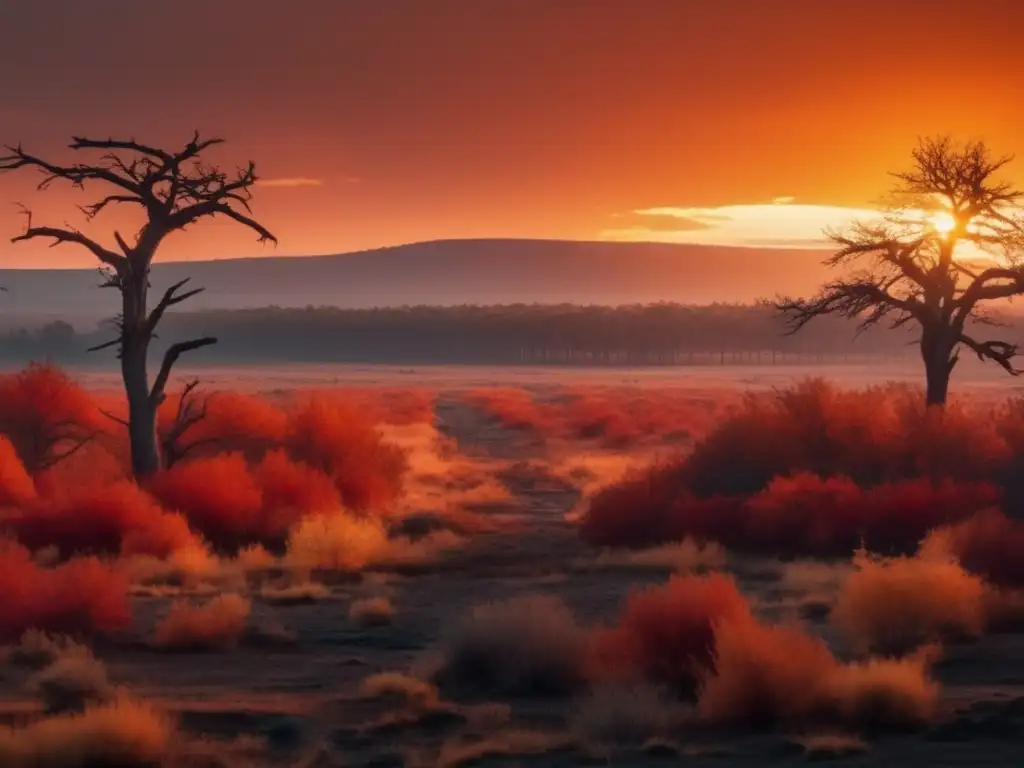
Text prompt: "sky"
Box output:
[[0, 0, 1022, 267]]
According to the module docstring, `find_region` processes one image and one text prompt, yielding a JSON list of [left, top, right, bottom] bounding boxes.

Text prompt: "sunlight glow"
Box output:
[[930, 211, 957, 236]]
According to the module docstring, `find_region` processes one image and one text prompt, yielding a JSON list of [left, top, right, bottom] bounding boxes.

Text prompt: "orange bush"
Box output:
[[7, 481, 195, 559], [588, 573, 752, 694], [0, 436, 36, 508], [284, 396, 406, 510], [0, 540, 130, 641], [698, 615, 940, 729], [0, 363, 102, 473]]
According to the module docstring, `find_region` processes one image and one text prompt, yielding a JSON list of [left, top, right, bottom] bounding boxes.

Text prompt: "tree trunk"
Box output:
[[921, 329, 953, 407], [123, 339, 161, 475], [121, 271, 162, 476]]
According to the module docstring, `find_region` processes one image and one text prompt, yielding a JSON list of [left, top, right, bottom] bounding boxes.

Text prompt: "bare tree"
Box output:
[[0, 133, 276, 474], [776, 136, 1024, 406]]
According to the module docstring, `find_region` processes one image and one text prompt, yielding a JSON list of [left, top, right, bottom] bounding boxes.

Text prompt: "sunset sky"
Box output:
[[0, 0, 1022, 267]]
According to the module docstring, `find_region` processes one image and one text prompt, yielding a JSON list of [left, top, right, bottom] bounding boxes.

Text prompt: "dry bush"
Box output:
[[827, 650, 940, 729], [0, 541, 129, 641], [697, 616, 839, 726], [7, 481, 196, 559], [349, 596, 394, 627], [832, 551, 985, 655], [28, 653, 113, 713], [152, 593, 251, 652], [0, 697, 172, 766], [285, 511, 390, 571], [0, 363, 102, 474], [435, 594, 589, 697], [148, 453, 263, 551], [588, 573, 751, 694], [3, 631, 93, 671], [698, 616, 940, 730], [258, 580, 330, 606], [0, 436, 35, 508], [926, 508, 1024, 589], [360, 672, 439, 707], [581, 539, 727, 574], [284, 395, 407, 511]]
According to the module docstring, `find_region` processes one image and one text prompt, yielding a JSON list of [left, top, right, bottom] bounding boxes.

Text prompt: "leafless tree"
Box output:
[[776, 136, 1024, 406], [159, 378, 209, 469], [0, 133, 276, 474]]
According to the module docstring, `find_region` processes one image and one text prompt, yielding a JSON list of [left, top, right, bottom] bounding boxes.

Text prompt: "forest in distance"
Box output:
[[0, 301, 998, 368]]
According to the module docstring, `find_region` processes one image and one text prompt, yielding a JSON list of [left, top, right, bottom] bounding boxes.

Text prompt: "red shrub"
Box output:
[[588, 573, 752, 694], [934, 509, 1024, 589], [0, 436, 36, 508], [0, 363, 102, 473], [465, 388, 554, 433], [148, 454, 263, 551], [744, 473, 864, 557], [284, 396, 406, 510], [158, 390, 288, 464], [580, 462, 687, 548], [8, 481, 195, 559], [0, 540, 129, 641], [252, 449, 341, 544], [582, 468, 995, 559]]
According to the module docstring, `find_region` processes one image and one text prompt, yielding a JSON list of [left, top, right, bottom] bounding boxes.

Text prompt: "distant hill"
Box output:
[[0, 239, 833, 328]]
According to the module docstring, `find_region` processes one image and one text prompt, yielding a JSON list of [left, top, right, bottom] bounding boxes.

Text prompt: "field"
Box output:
[[0, 362, 1023, 766]]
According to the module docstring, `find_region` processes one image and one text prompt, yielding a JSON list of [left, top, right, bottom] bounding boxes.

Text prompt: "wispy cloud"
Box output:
[[256, 177, 325, 189], [601, 200, 883, 249]]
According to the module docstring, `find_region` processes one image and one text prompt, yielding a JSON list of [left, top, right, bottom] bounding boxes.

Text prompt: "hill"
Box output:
[[0, 239, 832, 327]]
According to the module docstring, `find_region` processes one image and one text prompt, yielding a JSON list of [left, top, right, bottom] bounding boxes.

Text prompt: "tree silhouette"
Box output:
[[776, 136, 1024, 405], [0, 133, 276, 475]]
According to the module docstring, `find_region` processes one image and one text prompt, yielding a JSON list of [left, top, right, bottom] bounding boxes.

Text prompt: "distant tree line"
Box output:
[[0, 302, 983, 367]]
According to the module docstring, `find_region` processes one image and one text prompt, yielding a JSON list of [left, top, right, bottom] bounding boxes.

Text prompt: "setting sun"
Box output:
[[931, 211, 958, 236]]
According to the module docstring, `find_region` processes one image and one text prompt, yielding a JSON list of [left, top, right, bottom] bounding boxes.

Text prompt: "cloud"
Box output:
[[255, 177, 324, 189], [601, 201, 884, 249]]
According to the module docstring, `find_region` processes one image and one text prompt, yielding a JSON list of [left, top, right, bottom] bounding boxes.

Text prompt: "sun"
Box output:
[[930, 211, 957, 236]]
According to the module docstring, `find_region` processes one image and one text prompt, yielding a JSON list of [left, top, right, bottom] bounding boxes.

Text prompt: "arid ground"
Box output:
[[0, 363, 1023, 766]]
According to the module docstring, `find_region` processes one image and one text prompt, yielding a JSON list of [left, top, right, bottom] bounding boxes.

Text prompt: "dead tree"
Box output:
[[776, 136, 1024, 406], [0, 133, 276, 475]]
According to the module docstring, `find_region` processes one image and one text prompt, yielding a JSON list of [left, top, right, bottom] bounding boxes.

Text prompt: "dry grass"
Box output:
[[349, 596, 394, 627], [152, 593, 251, 652], [0, 697, 172, 767]]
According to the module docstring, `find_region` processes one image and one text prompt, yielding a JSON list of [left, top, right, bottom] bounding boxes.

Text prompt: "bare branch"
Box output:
[[959, 333, 1021, 375], [11, 221, 126, 270], [146, 278, 206, 335], [98, 408, 129, 428], [150, 337, 217, 407]]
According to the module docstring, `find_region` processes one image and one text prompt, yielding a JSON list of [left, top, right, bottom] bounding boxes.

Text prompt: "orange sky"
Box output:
[[0, 0, 1022, 267]]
